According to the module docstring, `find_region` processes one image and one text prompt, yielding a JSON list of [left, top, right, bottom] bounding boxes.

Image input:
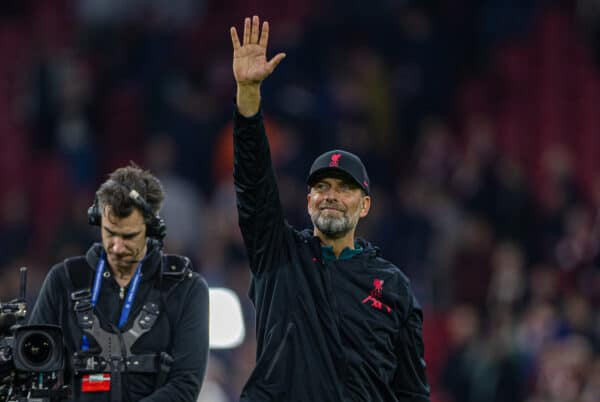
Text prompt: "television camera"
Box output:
[[0, 267, 69, 402]]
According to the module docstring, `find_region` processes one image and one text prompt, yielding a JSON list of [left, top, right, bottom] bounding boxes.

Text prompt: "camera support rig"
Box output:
[[0, 267, 28, 330]]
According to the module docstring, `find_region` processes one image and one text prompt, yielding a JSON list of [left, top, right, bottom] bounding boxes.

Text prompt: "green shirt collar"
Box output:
[[321, 242, 363, 261]]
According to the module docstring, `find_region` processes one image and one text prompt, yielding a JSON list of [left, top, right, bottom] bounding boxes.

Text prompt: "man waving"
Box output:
[[231, 16, 430, 402]]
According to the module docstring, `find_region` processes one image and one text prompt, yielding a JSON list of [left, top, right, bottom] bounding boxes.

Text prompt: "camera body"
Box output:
[[0, 268, 69, 402], [2, 324, 65, 371], [1, 324, 67, 401]]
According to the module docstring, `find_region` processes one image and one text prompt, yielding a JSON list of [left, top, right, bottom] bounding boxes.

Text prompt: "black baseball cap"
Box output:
[[307, 149, 370, 195]]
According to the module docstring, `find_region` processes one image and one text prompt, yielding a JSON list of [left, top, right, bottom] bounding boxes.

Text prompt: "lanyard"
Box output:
[[91, 250, 145, 329]]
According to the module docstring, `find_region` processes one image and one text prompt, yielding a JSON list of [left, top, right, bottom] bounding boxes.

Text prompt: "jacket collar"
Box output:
[[85, 240, 162, 282], [299, 229, 380, 258]]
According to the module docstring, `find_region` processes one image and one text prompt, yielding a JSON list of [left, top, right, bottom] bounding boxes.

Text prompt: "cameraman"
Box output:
[[29, 164, 209, 402]]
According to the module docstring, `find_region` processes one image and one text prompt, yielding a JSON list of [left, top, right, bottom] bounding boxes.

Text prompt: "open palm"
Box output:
[[231, 16, 285, 85]]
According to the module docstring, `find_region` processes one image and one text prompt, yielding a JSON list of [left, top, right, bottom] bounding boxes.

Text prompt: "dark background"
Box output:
[[1, 1, 600, 401]]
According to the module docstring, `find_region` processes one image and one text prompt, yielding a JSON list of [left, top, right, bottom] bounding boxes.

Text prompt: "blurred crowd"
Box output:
[[1, 1, 600, 401]]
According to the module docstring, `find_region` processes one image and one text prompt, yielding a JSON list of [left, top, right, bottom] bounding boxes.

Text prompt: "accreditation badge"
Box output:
[[81, 373, 111, 392]]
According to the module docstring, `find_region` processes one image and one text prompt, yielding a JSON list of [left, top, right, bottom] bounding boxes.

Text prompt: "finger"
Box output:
[[231, 27, 241, 50], [251, 15, 260, 44], [243, 17, 250, 45], [266, 53, 286, 73], [259, 21, 269, 48]]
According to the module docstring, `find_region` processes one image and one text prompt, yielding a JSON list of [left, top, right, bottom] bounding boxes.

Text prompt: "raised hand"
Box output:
[[231, 16, 286, 86]]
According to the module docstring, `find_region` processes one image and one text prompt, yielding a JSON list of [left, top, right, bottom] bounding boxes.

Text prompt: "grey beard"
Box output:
[[312, 213, 353, 239]]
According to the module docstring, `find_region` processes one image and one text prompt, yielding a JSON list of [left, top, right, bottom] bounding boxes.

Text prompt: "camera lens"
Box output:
[[14, 325, 64, 372], [21, 333, 52, 366]]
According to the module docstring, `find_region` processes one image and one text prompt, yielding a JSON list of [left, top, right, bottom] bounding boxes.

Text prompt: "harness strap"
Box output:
[[72, 352, 170, 375], [109, 355, 122, 402], [65, 253, 190, 382]]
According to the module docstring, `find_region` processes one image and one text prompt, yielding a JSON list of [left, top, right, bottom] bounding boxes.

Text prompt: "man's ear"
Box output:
[[359, 196, 371, 218]]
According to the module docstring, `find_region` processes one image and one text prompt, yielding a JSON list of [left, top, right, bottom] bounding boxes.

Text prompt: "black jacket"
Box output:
[[28, 242, 209, 402], [233, 108, 430, 402]]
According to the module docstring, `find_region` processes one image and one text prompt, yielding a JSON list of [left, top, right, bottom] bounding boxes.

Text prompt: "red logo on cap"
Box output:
[[329, 153, 342, 167]]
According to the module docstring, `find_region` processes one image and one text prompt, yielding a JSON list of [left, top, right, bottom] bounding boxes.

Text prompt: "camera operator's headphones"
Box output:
[[87, 179, 167, 242]]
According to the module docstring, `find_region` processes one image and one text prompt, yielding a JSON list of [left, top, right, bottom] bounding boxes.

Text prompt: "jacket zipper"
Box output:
[[327, 263, 341, 328], [264, 322, 295, 380], [327, 261, 348, 385]]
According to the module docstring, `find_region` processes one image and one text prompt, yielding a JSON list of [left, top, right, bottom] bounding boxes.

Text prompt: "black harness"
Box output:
[[65, 254, 192, 402]]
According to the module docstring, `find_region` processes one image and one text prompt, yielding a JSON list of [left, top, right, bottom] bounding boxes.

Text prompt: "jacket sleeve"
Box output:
[[233, 106, 286, 275], [393, 289, 431, 401], [139, 275, 209, 402]]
